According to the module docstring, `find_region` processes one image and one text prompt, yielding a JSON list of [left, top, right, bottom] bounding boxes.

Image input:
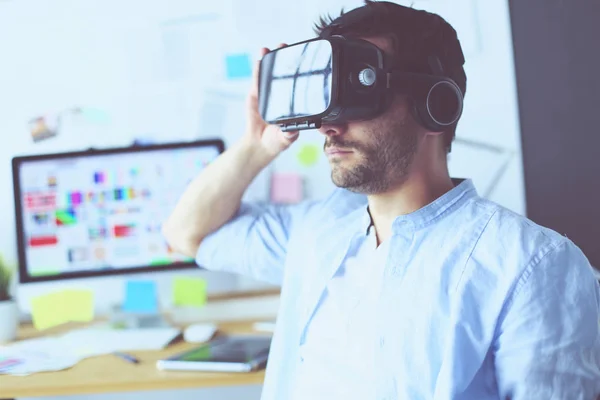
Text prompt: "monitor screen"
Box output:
[[12, 139, 224, 283]]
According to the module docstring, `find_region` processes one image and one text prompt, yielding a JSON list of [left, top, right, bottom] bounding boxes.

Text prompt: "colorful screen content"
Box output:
[[17, 145, 220, 278]]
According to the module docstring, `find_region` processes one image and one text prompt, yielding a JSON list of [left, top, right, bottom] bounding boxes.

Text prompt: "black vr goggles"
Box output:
[[258, 35, 464, 133]]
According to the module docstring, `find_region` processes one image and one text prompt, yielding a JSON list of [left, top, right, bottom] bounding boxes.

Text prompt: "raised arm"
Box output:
[[162, 45, 298, 259]]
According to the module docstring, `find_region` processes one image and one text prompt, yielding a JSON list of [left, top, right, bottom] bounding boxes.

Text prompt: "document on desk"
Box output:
[[0, 325, 181, 375], [0, 337, 83, 376]]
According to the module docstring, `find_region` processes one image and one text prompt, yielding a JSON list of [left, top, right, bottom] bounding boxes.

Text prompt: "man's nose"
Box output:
[[317, 123, 348, 137]]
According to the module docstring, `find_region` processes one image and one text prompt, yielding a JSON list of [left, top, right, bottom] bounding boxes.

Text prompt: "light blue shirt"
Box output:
[[291, 226, 389, 399], [196, 179, 600, 400]]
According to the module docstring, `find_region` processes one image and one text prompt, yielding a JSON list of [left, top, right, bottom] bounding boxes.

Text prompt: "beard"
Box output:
[[324, 113, 419, 194]]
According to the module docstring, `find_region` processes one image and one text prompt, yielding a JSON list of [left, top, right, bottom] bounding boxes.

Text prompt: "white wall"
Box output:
[[0, 0, 524, 261], [0, 0, 521, 399]]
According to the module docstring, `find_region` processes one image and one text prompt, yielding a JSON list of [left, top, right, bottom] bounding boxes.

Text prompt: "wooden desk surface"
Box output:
[[0, 320, 267, 398]]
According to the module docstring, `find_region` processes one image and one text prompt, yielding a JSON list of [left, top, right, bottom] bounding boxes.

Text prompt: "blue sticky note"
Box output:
[[80, 108, 110, 124], [123, 280, 158, 313], [225, 53, 252, 79]]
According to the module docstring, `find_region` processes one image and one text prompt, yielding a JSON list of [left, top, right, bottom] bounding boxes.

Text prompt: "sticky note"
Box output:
[[31, 291, 70, 330], [173, 277, 207, 307], [297, 144, 320, 167], [123, 280, 158, 313], [225, 53, 252, 79], [270, 173, 303, 204], [30, 289, 95, 330], [80, 108, 110, 124], [65, 290, 94, 322]]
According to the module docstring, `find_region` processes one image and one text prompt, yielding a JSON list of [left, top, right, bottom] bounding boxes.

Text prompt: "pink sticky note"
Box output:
[[270, 173, 303, 204]]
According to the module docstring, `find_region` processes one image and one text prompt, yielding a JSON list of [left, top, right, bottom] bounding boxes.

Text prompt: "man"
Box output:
[[163, 1, 600, 399]]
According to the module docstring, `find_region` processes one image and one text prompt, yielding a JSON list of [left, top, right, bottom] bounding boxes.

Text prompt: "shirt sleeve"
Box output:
[[195, 200, 317, 285], [493, 239, 600, 400]]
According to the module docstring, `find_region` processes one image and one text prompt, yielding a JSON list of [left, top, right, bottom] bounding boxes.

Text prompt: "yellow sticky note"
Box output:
[[30, 291, 69, 330], [297, 144, 320, 167], [173, 277, 207, 307], [64, 290, 94, 322], [30, 290, 94, 330]]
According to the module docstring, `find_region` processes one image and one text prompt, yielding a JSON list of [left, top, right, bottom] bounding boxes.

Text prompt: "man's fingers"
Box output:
[[251, 47, 270, 98], [283, 130, 299, 141], [250, 44, 287, 104]]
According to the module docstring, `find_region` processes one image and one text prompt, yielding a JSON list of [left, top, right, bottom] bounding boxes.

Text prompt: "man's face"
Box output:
[[319, 37, 424, 195]]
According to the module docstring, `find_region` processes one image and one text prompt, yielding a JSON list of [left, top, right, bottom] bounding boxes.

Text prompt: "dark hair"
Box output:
[[313, 0, 467, 153]]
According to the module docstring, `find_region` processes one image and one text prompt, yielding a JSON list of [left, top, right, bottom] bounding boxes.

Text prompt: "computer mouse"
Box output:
[[183, 323, 218, 343]]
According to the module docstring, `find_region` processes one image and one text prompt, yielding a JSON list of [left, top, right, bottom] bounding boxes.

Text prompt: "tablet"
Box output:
[[156, 335, 271, 373]]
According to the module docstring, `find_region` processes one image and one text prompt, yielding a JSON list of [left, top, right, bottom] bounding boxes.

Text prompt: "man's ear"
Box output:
[[404, 94, 444, 136]]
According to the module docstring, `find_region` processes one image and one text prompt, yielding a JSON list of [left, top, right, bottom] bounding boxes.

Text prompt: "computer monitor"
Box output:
[[12, 139, 224, 285]]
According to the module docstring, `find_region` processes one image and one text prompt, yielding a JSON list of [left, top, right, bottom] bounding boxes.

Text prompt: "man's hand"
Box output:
[[244, 44, 299, 158], [162, 45, 300, 259]]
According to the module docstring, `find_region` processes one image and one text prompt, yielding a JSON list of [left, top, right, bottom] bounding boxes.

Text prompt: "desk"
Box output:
[[0, 320, 266, 399]]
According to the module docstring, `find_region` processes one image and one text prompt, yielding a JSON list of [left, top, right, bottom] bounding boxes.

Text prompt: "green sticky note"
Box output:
[[64, 290, 94, 322], [297, 144, 320, 167], [30, 292, 70, 330], [173, 277, 207, 307]]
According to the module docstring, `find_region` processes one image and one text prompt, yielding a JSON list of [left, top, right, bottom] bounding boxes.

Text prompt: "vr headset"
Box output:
[[257, 35, 464, 133]]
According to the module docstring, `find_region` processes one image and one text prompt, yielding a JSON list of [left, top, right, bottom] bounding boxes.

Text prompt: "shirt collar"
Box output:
[[362, 178, 478, 235]]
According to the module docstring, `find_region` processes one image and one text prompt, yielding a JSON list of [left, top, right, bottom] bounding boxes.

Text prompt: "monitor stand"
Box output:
[[108, 306, 172, 329]]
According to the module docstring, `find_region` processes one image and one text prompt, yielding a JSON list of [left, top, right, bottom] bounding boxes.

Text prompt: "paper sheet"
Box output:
[[0, 324, 180, 376], [0, 337, 82, 376]]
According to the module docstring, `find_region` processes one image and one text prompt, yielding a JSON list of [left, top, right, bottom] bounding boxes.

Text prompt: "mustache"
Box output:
[[323, 138, 363, 151]]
